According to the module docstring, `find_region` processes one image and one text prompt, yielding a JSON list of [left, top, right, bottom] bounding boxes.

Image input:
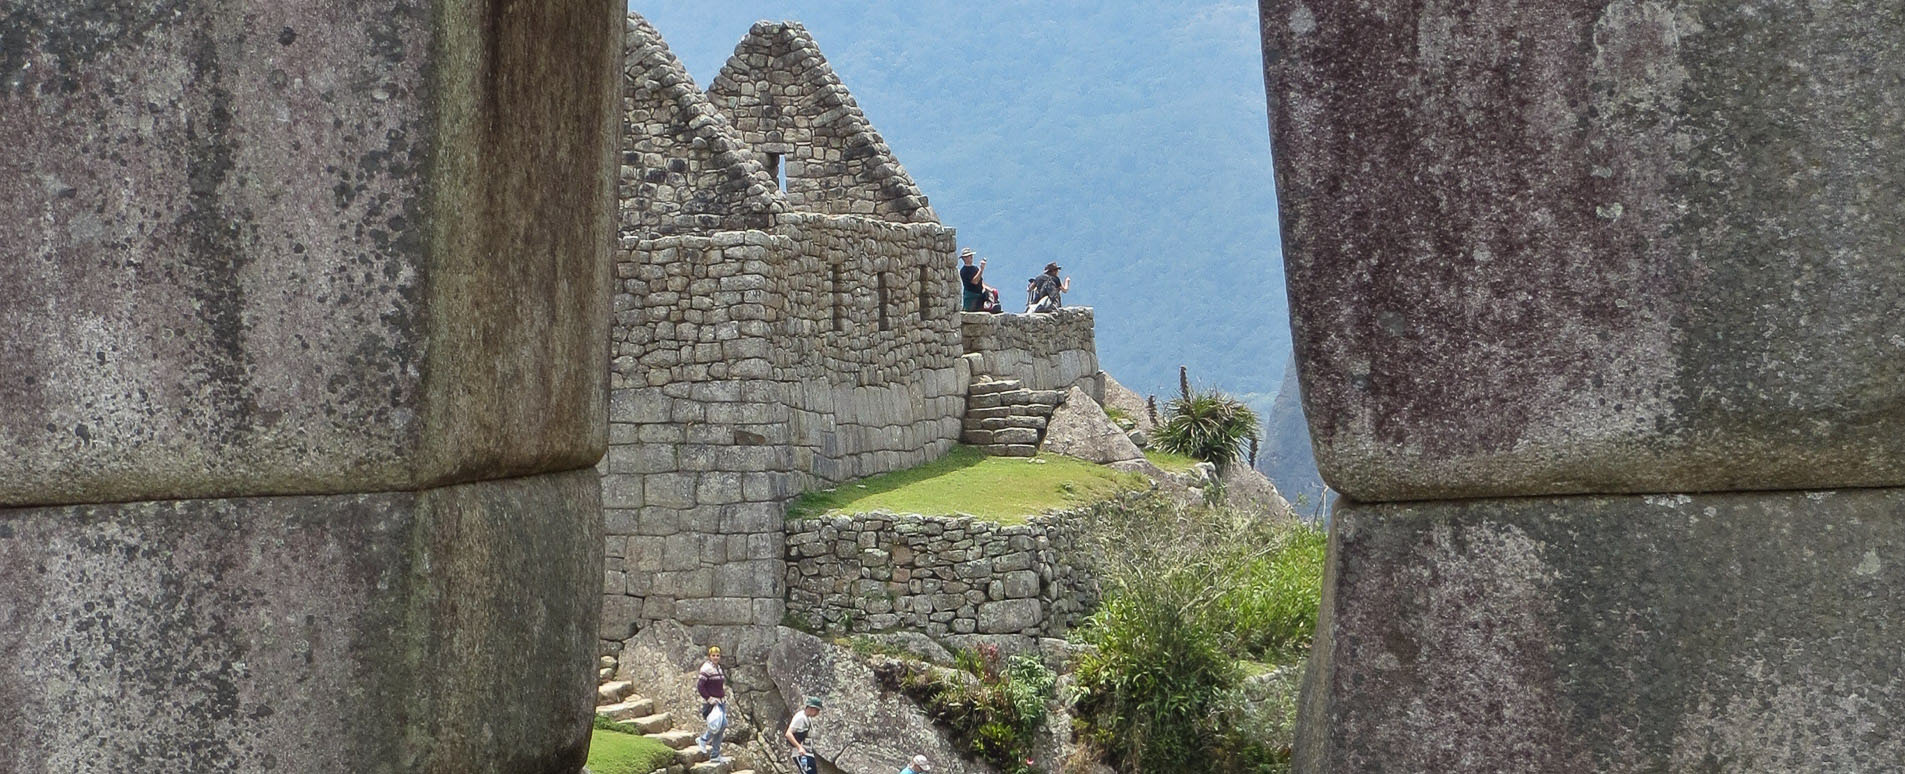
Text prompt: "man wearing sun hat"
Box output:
[[900, 753, 933, 773]]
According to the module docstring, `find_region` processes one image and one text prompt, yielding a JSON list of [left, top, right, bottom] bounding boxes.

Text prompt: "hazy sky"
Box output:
[[627, 2, 1289, 405]]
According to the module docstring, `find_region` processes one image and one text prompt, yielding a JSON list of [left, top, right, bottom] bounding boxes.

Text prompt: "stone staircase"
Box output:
[[597, 680, 754, 774], [962, 378, 1063, 456]]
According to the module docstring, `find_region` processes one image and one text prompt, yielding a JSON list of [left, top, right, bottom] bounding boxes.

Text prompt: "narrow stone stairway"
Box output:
[[597, 680, 755, 774], [961, 378, 1065, 456]]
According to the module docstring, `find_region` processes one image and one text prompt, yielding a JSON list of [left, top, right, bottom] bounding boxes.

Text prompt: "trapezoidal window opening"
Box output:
[[918, 266, 932, 322], [767, 153, 784, 191], [877, 272, 891, 332]]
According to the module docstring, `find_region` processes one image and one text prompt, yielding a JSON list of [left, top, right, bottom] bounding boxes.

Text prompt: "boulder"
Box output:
[[1300, 488, 1905, 772], [1039, 387, 1145, 465], [1265, 0, 1905, 500], [1099, 371, 1155, 434], [767, 628, 987, 774], [1216, 464, 1295, 522]]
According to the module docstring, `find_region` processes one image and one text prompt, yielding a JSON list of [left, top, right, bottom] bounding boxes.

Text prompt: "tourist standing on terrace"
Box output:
[[694, 646, 730, 763]]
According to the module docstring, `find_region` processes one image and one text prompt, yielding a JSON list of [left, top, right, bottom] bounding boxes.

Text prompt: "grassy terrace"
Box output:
[[787, 445, 1148, 524], [586, 724, 675, 774]]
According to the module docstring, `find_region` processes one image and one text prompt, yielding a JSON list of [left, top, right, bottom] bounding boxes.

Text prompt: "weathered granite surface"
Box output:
[[0, 469, 603, 774], [1040, 386, 1144, 465], [1262, 0, 1905, 500], [0, 0, 620, 506], [1298, 488, 1905, 773], [767, 627, 986, 774]]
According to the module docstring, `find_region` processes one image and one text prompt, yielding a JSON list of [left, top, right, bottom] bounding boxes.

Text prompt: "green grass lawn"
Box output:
[[585, 727, 676, 774], [1143, 449, 1202, 473], [787, 445, 1147, 523]]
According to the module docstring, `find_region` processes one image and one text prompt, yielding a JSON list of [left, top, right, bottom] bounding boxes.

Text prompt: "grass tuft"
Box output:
[[585, 726, 677, 774]]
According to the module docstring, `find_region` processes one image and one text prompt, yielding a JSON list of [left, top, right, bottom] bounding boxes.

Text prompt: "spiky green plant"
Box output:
[[1153, 391, 1261, 467]]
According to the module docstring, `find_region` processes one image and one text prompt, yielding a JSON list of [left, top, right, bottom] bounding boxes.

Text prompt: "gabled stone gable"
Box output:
[[707, 21, 938, 224], [622, 14, 785, 238]]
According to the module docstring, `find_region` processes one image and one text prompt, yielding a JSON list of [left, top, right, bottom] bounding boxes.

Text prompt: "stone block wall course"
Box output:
[[961, 308, 1102, 402], [784, 512, 1099, 643]]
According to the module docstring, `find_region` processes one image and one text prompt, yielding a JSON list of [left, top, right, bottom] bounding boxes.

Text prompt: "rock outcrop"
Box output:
[[767, 628, 987, 774], [1039, 386, 1145, 465]]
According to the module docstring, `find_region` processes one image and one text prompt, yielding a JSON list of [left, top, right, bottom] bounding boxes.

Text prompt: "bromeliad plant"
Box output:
[[1152, 388, 1261, 468]]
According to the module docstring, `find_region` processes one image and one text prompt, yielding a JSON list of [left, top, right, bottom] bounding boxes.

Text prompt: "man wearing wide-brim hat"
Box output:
[[1027, 261, 1071, 313]]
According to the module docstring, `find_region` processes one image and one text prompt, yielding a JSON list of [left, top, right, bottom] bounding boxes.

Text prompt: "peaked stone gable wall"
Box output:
[[604, 18, 963, 658], [707, 22, 938, 224], [621, 15, 783, 238]]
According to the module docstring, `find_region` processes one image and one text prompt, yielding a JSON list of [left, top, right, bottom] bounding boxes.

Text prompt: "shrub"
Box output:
[[1152, 391, 1260, 467], [1070, 495, 1325, 773], [880, 645, 1055, 774]]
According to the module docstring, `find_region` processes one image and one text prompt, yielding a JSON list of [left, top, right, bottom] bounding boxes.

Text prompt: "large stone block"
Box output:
[[0, 469, 603, 774], [1299, 488, 1905, 773], [0, 0, 622, 506], [1262, 0, 1905, 500]]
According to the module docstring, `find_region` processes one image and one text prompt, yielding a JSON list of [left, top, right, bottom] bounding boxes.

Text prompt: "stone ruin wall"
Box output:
[[707, 22, 938, 224], [784, 511, 1099, 649], [960, 307, 1103, 401], [602, 15, 963, 660]]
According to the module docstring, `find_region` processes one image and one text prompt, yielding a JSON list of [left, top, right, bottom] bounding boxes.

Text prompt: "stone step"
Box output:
[[647, 729, 698, 750], [690, 760, 733, 774], [594, 697, 656, 721], [673, 744, 710, 767], [1025, 389, 1064, 405], [627, 712, 674, 734], [596, 680, 633, 704], [962, 406, 1020, 421], [975, 416, 1046, 431], [978, 443, 1038, 457], [968, 379, 1023, 395]]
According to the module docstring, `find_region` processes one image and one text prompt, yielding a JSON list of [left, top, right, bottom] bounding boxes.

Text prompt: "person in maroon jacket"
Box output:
[[694, 646, 730, 763]]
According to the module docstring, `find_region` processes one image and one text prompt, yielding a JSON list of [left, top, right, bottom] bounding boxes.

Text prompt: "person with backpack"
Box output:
[[694, 646, 730, 764], [1026, 262, 1070, 313], [785, 696, 824, 774]]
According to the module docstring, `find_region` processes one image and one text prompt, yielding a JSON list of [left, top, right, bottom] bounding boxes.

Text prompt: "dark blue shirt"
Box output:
[[960, 264, 982, 293]]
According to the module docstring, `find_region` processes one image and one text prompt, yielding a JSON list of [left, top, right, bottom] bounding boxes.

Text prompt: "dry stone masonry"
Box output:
[[605, 18, 1116, 730], [1262, 1, 1905, 771], [0, 2, 621, 771], [784, 512, 1099, 648], [605, 15, 964, 660], [960, 308, 1103, 401]]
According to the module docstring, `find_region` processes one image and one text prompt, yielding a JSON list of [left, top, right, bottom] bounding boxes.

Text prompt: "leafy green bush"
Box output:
[[878, 645, 1055, 774], [1071, 495, 1325, 773], [1151, 391, 1260, 467]]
